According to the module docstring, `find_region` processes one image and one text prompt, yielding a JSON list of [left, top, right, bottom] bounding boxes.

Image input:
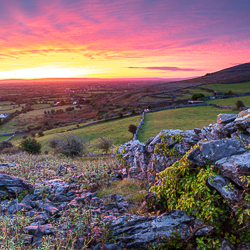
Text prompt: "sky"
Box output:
[[0, 0, 250, 79]]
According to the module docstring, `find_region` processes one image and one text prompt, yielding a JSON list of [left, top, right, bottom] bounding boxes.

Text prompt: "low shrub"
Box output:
[[0, 141, 13, 151], [192, 93, 205, 100], [30, 131, 36, 137], [95, 135, 113, 154], [1, 146, 20, 154], [54, 134, 89, 157], [20, 138, 41, 154], [37, 131, 44, 137], [235, 100, 245, 109], [48, 138, 61, 149]]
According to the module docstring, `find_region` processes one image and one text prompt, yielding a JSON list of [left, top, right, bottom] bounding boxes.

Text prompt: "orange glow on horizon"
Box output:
[[0, 0, 249, 80]]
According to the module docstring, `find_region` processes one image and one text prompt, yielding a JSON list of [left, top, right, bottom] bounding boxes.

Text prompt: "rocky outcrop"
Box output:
[[0, 173, 33, 196], [118, 109, 250, 182], [187, 139, 246, 166], [215, 151, 250, 189], [108, 209, 213, 249]]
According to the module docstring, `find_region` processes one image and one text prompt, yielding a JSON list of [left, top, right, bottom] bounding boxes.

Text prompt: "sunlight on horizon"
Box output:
[[0, 65, 102, 79]]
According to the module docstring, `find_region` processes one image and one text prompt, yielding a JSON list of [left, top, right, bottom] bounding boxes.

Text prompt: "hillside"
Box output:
[[146, 62, 250, 92]]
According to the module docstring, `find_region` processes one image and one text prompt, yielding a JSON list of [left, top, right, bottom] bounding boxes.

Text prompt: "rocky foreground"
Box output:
[[1, 109, 250, 249]]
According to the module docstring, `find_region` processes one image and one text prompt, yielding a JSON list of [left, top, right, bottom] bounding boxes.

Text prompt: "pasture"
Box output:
[[137, 106, 239, 142], [204, 82, 250, 94], [37, 115, 141, 152], [206, 95, 250, 107]]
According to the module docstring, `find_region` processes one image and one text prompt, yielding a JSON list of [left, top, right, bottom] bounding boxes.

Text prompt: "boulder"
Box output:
[[208, 175, 242, 209], [234, 109, 250, 129], [217, 114, 238, 124], [188, 139, 246, 166], [109, 209, 212, 249], [215, 151, 250, 189], [0, 174, 33, 195]]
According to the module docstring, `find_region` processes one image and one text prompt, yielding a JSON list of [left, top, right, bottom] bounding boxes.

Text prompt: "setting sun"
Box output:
[[0, 0, 249, 79]]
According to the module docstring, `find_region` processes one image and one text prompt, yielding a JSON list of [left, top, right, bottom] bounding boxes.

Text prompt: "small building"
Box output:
[[188, 100, 205, 104]]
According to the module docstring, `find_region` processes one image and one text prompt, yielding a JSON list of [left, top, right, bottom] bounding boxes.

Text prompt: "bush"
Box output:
[[48, 138, 61, 149], [37, 131, 44, 137], [22, 135, 28, 140], [54, 134, 89, 157], [235, 100, 245, 109], [20, 138, 41, 154], [1, 146, 20, 154], [191, 93, 205, 100], [30, 131, 36, 137], [128, 124, 137, 135], [0, 141, 13, 152], [95, 135, 113, 154]]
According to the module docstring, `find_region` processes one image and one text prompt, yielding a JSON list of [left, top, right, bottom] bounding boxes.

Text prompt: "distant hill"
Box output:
[[149, 62, 250, 92]]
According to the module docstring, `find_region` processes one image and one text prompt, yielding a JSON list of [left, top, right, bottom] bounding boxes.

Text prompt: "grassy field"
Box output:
[[137, 106, 239, 142], [0, 105, 82, 134], [31, 103, 52, 109], [206, 95, 250, 107], [37, 115, 141, 152], [0, 136, 10, 141], [203, 82, 250, 94], [175, 88, 213, 100]]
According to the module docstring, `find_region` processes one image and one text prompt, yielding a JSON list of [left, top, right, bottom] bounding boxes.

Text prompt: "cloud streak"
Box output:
[[129, 67, 200, 71], [0, 0, 249, 78]]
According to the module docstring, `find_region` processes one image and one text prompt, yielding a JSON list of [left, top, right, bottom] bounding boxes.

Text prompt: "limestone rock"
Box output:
[[188, 139, 246, 166], [208, 175, 242, 209], [217, 113, 238, 124], [215, 151, 250, 189], [109, 209, 212, 249], [0, 174, 33, 195], [234, 109, 250, 129]]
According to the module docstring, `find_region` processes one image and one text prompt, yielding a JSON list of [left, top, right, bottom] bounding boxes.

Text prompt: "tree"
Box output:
[[128, 124, 137, 135], [235, 100, 245, 110], [95, 135, 113, 154], [20, 138, 41, 154], [192, 93, 205, 100]]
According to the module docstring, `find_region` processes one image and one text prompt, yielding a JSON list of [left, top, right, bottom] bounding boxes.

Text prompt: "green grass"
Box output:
[[31, 103, 51, 109], [0, 136, 10, 141], [37, 115, 141, 152], [0, 105, 80, 134], [203, 82, 250, 94], [97, 179, 146, 203], [137, 106, 239, 142], [175, 88, 213, 100], [206, 95, 250, 107]]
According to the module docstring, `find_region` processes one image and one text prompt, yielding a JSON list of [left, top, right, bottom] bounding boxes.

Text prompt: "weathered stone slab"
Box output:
[[0, 174, 33, 194], [234, 109, 250, 129], [217, 114, 237, 124], [208, 175, 242, 209], [188, 139, 246, 166], [215, 151, 250, 189], [109, 209, 212, 249]]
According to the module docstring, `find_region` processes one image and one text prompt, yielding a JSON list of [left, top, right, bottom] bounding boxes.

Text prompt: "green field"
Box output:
[[0, 136, 10, 142], [0, 105, 81, 134], [175, 88, 213, 100], [31, 103, 52, 109], [37, 115, 141, 152], [203, 82, 250, 94], [206, 95, 250, 107], [137, 106, 239, 142]]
